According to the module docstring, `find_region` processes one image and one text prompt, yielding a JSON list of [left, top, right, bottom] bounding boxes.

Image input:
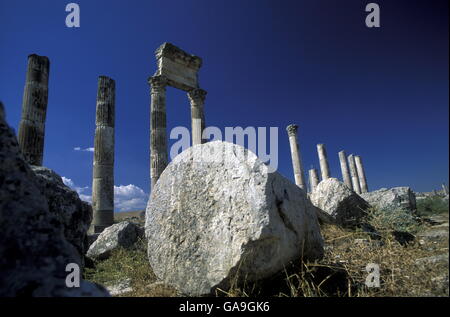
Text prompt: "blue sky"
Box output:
[[1, 0, 448, 211]]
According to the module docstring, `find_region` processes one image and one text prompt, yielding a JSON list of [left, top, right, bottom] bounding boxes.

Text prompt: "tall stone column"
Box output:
[[91, 76, 115, 233], [338, 150, 353, 190], [348, 154, 361, 194], [354, 155, 368, 193], [317, 143, 331, 181], [286, 124, 306, 190], [17, 54, 50, 166], [149, 75, 168, 190], [309, 168, 320, 192], [188, 88, 207, 145]]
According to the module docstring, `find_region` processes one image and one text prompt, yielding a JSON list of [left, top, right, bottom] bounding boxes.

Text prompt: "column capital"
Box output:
[[286, 124, 298, 137], [188, 88, 207, 104], [148, 75, 167, 90]]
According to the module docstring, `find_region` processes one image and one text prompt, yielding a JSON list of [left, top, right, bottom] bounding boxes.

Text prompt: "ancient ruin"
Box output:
[[286, 124, 306, 190], [149, 43, 206, 190], [309, 168, 320, 192], [348, 154, 361, 194], [317, 143, 331, 181], [91, 76, 115, 233], [338, 150, 353, 190], [355, 155, 369, 193], [17, 54, 50, 166]]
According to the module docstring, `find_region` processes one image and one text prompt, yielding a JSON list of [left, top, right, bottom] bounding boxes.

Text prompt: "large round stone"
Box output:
[[145, 141, 324, 296]]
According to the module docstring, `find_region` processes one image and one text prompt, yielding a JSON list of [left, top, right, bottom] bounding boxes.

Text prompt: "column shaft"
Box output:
[[348, 154, 361, 194], [338, 150, 353, 189], [309, 169, 320, 192], [149, 76, 168, 190], [17, 54, 50, 166], [188, 88, 207, 146], [92, 76, 115, 233], [286, 124, 306, 190], [354, 155, 368, 193], [317, 143, 330, 180]]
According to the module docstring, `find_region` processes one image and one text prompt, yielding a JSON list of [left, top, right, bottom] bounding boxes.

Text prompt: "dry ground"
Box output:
[[85, 199, 449, 297]]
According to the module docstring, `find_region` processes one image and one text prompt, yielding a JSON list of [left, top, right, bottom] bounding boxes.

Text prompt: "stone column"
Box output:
[[149, 75, 168, 190], [338, 150, 353, 190], [317, 143, 330, 181], [17, 54, 50, 166], [348, 154, 361, 194], [286, 124, 306, 190], [442, 183, 448, 195], [309, 168, 320, 192], [354, 155, 368, 193], [91, 76, 115, 233], [188, 88, 207, 145]]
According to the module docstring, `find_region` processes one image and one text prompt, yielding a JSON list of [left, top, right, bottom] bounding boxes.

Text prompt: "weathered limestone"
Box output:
[[309, 168, 320, 192], [348, 154, 361, 194], [338, 150, 353, 190], [91, 76, 115, 234], [360, 187, 417, 212], [146, 141, 324, 296], [442, 183, 449, 195], [317, 143, 330, 180], [149, 75, 168, 190], [17, 54, 50, 166], [0, 102, 109, 297], [286, 124, 306, 190], [188, 88, 207, 145], [149, 43, 206, 189]]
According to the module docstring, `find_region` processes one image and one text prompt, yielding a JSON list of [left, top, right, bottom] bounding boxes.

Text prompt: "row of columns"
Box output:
[[286, 124, 369, 194]]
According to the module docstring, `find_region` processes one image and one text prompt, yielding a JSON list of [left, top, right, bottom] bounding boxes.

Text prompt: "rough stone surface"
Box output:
[[87, 221, 143, 260], [309, 178, 370, 227], [146, 141, 324, 296], [0, 102, 109, 296], [31, 166, 92, 266], [106, 278, 133, 296], [360, 187, 417, 212]]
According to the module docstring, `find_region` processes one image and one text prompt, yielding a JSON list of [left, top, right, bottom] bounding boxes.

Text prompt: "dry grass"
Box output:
[[85, 207, 448, 297]]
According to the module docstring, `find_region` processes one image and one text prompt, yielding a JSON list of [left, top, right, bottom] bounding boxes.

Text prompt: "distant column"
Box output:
[[442, 183, 449, 195], [286, 124, 306, 190], [91, 76, 115, 233], [149, 75, 168, 190], [309, 168, 320, 192], [338, 150, 353, 190], [348, 154, 361, 194], [17, 54, 50, 166], [317, 143, 331, 181], [188, 88, 207, 145], [354, 155, 369, 193]]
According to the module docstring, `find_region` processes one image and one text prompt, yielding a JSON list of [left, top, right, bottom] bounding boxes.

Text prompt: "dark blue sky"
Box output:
[[1, 0, 448, 210]]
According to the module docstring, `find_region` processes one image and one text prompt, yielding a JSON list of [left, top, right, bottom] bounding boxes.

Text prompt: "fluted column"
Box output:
[[91, 76, 115, 233], [338, 150, 353, 190], [348, 154, 361, 194], [317, 143, 330, 181], [355, 155, 368, 193], [149, 75, 168, 190], [286, 124, 306, 190], [17, 54, 50, 166], [309, 168, 320, 192], [188, 88, 207, 145]]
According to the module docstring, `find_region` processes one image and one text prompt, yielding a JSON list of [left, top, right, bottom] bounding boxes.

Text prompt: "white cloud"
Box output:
[[74, 147, 94, 152], [61, 178, 148, 212], [114, 184, 148, 211], [62, 176, 75, 188]]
